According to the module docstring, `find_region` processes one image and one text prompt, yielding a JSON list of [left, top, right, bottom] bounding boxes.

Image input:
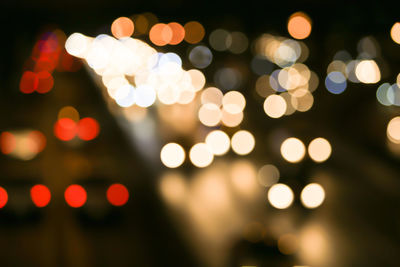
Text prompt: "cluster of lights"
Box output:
[[54, 107, 99, 141], [66, 17, 260, 173], [160, 129, 255, 168], [150, 21, 204, 46], [198, 88, 245, 127], [326, 37, 382, 95], [0, 184, 129, 208], [280, 137, 331, 163], [65, 28, 208, 109], [113, 13, 205, 46], [64, 12, 343, 226], [268, 182, 325, 209], [253, 13, 318, 119], [376, 24, 400, 154], [20, 29, 81, 94], [0, 130, 46, 160]]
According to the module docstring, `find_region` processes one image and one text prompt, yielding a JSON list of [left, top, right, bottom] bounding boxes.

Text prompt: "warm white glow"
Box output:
[[221, 109, 243, 127], [187, 69, 206, 91], [231, 130, 255, 155], [198, 103, 222, 127], [160, 143, 185, 168], [189, 143, 214, 168], [65, 33, 91, 58], [355, 60, 381, 84], [222, 91, 246, 114], [280, 137, 306, 163], [391, 22, 400, 45], [177, 87, 196, 104], [308, 138, 332, 162], [85, 35, 115, 70], [157, 86, 180, 105], [264, 94, 287, 118], [105, 76, 129, 99], [201, 87, 224, 107], [205, 130, 230, 156], [387, 116, 400, 144], [268, 183, 294, 209], [291, 89, 314, 112], [301, 183, 325, 208]]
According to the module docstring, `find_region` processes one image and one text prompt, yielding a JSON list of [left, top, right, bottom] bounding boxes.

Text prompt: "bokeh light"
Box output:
[[107, 184, 129, 206], [198, 103, 222, 127], [287, 12, 312, 40], [0, 187, 8, 208], [189, 45, 213, 69], [268, 183, 294, 209], [65, 32, 91, 58], [263, 94, 287, 118], [280, 137, 306, 163], [201, 87, 223, 106], [111, 17, 134, 39], [205, 130, 230, 156], [159, 172, 187, 206], [149, 23, 172, 46], [257, 164, 280, 187], [325, 71, 347, 94], [387, 83, 400, 106], [58, 106, 80, 122], [77, 117, 100, 141], [231, 130, 255, 155], [160, 143, 185, 168], [189, 143, 214, 168], [209, 29, 231, 51], [54, 118, 78, 141], [387, 116, 400, 144], [376, 83, 392, 106], [221, 109, 243, 127], [0, 130, 46, 160], [229, 31, 249, 54], [184, 21, 205, 44], [187, 69, 206, 91], [30, 184, 51, 207], [135, 85, 156, 107], [222, 91, 246, 114], [215, 67, 242, 90], [355, 60, 381, 84], [168, 22, 185, 45], [230, 159, 258, 198], [301, 183, 325, 208], [308, 138, 332, 162], [20, 71, 38, 93], [64, 185, 87, 208], [0, 131, 16, 154], [390, 22, 400, 44], [36, 71, 54, 94]]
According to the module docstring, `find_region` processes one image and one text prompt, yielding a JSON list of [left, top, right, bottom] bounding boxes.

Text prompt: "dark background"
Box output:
[[0, 1, 400, 266]]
